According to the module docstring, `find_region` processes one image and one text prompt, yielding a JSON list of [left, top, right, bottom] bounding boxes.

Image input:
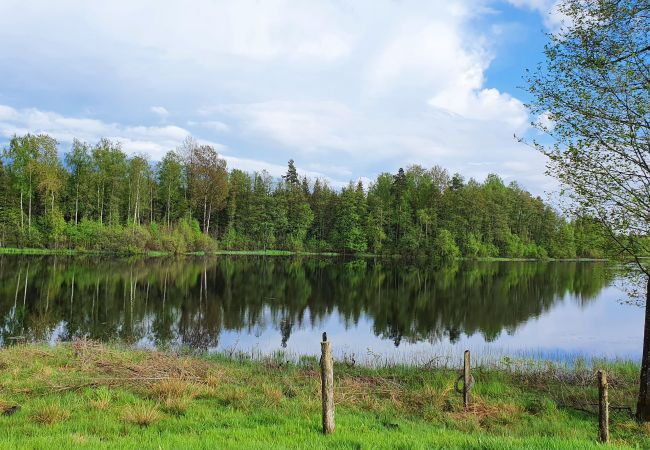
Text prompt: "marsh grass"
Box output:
[[0, 342, 648, 449]]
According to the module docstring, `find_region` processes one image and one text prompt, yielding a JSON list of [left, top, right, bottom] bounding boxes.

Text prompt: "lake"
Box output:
[[0, 255, 642, 363]]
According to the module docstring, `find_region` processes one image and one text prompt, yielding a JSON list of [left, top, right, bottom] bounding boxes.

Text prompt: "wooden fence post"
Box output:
[[464, 350, 471, 409], [321, 332, 335, 434], [598, 370, 609, 443]]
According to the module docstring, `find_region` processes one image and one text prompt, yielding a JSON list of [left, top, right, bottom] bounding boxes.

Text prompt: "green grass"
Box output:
[[0, 247, 342, 258], [0, 343, 647, 449], [212, 249, 340, 256], [0, 247, 166, 257], [0, 247, 84, 256]]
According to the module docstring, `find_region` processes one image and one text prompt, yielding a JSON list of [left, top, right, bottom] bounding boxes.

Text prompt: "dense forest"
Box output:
[[0, 133, 611, 258]]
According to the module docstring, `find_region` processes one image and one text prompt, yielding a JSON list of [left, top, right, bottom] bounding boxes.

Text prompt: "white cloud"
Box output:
[[507, 0, 568, 32], [0, 0, 559, 195], [187, 120, 230, 133], [150, 106, 169, 118], [0, 104, 351, 185], [0, 105, 191, 160], [535, 111, 555, 131], [0, 0, 353, 66], [212, 98, 550, 192]]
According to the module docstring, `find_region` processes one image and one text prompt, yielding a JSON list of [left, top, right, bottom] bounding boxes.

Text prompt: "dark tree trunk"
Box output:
[[637, 277, 650, 421]]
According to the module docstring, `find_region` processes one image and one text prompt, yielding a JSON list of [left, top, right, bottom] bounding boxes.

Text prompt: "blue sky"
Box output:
[[0, 0, 563, 194]]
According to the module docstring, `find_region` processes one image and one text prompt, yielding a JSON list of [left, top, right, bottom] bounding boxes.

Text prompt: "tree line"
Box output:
[[0, 133, 611, 258]]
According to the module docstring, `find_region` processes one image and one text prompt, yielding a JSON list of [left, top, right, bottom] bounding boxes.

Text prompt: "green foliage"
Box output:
[[434, 229, 460, 261], [0, 134, 617, 257]]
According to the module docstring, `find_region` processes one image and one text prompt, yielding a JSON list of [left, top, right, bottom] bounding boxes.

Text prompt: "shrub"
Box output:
[[433, 229, 460, 261]]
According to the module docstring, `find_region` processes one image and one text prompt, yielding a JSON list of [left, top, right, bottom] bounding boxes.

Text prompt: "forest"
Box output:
[[0, 133, 611, 258]]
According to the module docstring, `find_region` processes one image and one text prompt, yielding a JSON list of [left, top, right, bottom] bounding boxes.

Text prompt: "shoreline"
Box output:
[[0, 342, 646, 448], [0, 246, 612, 262]]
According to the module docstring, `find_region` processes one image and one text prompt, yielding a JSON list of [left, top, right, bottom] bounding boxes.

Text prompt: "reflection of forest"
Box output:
[[0, 256, 614, 349]]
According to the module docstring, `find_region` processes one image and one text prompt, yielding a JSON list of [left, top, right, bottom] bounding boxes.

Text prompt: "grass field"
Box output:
[[0, 342, 648, 449]]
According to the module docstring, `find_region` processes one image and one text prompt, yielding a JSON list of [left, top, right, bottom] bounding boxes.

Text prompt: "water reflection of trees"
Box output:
[[0, 255, 614, 349]]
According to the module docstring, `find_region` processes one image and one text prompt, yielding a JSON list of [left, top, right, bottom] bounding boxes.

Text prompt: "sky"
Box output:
[[0, 0, 564, 194]]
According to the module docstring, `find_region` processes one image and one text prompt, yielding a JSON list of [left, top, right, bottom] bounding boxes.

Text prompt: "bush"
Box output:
[[433, 229, 460, 261]]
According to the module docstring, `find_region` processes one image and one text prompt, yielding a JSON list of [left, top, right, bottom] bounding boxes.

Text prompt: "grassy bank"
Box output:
[[0, 247, 341, 258], [0, 343, 648, 449]]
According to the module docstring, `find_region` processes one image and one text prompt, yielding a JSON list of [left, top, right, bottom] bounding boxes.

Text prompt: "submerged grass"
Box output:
[[0, 341, 648, 449]]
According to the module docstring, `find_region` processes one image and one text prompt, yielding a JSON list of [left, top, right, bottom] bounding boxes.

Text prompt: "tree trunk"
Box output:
[[150, 184, 153, 224], [637, 277, 650, 421], [75, 182, 79, 225], [206, 202, 212, 235], [134, 175, 140, 226], [203, 197, 208, 234], [28, 186, 32, 229], [166, 186, 171, 228], [100, 184, 105, 225], [20, 191, 24, 229]]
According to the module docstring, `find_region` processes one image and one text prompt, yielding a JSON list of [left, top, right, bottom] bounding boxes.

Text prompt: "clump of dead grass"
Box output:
[[448, 395, 522, 424], [162, 396, 192, 415], [150, 378, 196, 399], [49, 340, 215, 395], [262, 385, 283, 407], [122, 404, 161, 426], [336, 375, 406, 411], [31, 402, 70, 425]]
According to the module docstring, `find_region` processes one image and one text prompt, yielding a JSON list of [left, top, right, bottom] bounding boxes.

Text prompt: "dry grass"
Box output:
[[336, 375, 407, 410], [89, 397, 110, 410], [162, 396, 192, 415], [452, 399, 521, 422], [122, 404, 162, 426], [74, 339, 209, 380], [206, 373, 220, 388], [31, 402, 71, 425], [43, 339, 215, 394], [150, 378, 196, 399], [262, 385, 283, 407], [219, 387, 248, 406]]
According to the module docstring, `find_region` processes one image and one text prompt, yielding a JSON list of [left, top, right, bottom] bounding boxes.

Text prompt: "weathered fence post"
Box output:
[[321, 332, 335, 434], [598, 370, 609, 443], [464, 350, 471, 409]]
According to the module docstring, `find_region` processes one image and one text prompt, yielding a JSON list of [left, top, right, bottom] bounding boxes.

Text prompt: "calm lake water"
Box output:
[[0, 255, 642, 363]]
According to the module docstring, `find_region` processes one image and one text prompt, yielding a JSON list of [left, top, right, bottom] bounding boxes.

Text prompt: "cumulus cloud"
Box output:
[[507, 0, 569, 32], [0, 104, 191, 160], [0, 104, 345, 185], [0, 0, 558, 194]]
